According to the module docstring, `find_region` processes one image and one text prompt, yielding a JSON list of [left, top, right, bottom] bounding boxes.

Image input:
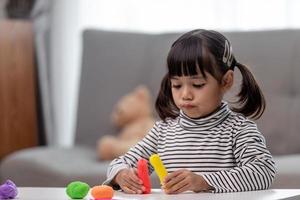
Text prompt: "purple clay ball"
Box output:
[[0, 180, 18, 199]]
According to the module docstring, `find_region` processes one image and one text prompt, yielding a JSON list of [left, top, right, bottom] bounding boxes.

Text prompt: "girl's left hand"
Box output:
[[162, 169, 211, 194]]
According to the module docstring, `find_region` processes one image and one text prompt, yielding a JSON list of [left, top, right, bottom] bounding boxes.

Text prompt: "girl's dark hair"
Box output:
[[155, 29, 265, 120]]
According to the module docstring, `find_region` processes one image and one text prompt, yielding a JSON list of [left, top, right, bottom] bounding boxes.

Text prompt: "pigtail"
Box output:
[[232, 62, 266, 119], [155, 74, 178, 120]]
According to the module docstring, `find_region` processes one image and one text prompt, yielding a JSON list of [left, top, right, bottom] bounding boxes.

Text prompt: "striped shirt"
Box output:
[[104, 102, 276, 193]]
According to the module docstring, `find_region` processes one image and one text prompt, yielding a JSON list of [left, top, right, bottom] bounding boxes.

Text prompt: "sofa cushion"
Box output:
[[272, 155, 300, 189], [224, 30, 300, 155], [0, 146, 110, 187], [0, 146, 162, 188]]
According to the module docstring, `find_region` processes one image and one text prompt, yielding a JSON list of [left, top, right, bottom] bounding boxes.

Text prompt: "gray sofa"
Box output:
[[0, 29, 300, 189]]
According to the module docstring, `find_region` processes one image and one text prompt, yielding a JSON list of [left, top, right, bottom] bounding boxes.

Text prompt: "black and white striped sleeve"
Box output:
[[103, 121, 161, 186], [202, 120, 276, 193]]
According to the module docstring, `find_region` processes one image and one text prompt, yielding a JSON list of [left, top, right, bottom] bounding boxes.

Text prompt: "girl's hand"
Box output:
[[163, 169, 212, 194], [113, 168, 145, 194]]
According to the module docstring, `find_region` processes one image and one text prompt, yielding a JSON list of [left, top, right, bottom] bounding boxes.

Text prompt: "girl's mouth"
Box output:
[[181, 104, 195, 109]]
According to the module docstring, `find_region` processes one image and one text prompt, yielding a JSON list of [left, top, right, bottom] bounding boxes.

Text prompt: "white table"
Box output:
[[14, 187, 300, 200]]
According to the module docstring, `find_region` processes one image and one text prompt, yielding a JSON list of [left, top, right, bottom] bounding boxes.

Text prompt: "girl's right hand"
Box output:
[[114, 168, 145, 194]]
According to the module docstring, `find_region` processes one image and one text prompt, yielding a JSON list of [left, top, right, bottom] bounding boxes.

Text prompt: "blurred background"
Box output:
[[1, 0, 300, 154]]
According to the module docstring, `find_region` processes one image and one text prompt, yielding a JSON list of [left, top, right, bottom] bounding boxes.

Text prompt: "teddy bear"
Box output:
[[97, 85, 155, 160]]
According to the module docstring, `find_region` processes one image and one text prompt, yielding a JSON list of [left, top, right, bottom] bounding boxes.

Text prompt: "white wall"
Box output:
[[0, 0, 7, 19], [50, 0, 81, 146]]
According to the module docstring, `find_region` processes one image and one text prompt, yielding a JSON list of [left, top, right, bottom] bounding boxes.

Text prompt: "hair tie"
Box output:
[[230, 58, 237, 70], [222, 40, 234, 68]]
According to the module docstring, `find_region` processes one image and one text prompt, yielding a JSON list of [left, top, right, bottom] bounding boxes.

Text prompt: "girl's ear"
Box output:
[[221, 70, 234, 93]]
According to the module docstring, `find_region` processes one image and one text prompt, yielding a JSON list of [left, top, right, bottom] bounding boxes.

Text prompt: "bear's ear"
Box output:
[[134, 85, 150, 100]]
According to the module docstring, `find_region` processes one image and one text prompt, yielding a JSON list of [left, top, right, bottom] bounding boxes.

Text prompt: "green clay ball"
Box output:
[[66, 181, 90, 199]]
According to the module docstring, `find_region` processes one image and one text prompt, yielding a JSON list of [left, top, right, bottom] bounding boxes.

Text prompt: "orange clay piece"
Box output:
[[91, 185, 114, 199]]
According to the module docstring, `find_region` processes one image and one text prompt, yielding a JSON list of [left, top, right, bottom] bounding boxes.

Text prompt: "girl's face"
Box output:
[[170, 71, 232, 118]]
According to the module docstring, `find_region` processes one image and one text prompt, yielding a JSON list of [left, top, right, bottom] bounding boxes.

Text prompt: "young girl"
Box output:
[[103, 29, 276, 194]]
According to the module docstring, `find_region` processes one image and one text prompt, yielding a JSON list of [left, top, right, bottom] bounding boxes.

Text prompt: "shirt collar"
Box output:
[[179, 101, 231, 131]]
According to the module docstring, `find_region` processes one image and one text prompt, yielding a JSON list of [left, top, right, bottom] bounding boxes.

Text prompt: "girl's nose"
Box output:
[[182, 87, 193, 100]]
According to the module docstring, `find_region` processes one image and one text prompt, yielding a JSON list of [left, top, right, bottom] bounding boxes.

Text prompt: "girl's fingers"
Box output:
[[164, 172, 185, 189], [118, 168, 144, 194], [164, 170, 182, 183], [172, 182, 190, 194], [167, 176, 190, 194], [130, 168, 143, 184], [127, 178, 143, 192], [123, 176, 143, 194], [130, 169, 144, 188], [122, 185, 137, 194]]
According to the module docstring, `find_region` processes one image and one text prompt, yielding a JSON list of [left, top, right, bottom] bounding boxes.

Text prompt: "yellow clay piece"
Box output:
[[150, 154, 168, 184]]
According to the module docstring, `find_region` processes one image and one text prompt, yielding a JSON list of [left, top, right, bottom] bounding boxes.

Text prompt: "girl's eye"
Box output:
[[193, 84, 205, 88], [172, 84, 181, 89]]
